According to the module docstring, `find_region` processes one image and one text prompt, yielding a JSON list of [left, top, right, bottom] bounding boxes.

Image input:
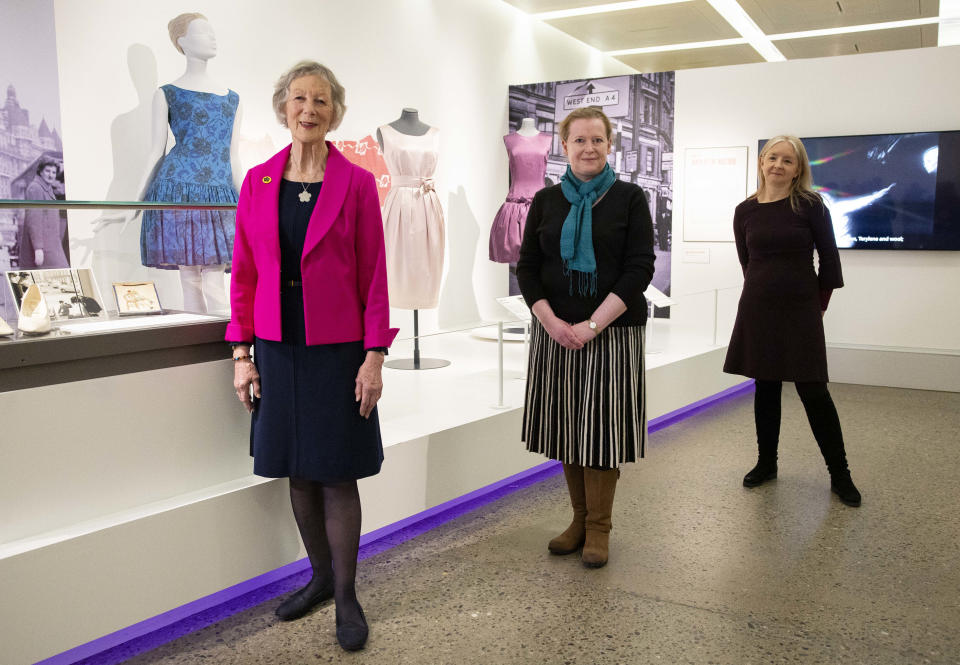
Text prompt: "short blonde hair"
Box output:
[[168, 12, 206, 54], [272, 61, 347, 131], [558, 107, 613, 142], [753, 134, 820, 212]]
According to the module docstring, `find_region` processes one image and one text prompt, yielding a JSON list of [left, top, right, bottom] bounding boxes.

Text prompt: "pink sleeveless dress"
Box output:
[[379, 125, 445, 310], [489, 132, 552, 263]]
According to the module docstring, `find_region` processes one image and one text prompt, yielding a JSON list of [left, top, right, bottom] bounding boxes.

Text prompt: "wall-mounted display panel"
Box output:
[[762, 131, 960, 251], [682, 146, 748, 242]]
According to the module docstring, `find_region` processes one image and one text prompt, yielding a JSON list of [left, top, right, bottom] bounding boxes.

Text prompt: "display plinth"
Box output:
[[385, 357, 451, 370]]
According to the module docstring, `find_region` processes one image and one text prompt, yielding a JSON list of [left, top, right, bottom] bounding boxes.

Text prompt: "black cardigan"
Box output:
[[516, 180, 656, 327]]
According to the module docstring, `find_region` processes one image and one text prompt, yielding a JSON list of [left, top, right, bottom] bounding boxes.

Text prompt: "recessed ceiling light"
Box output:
[[532, 0, 692, 21], [606, 37, 747, 56], [703, 0, 786, 61], [769, 16, 940, 41]]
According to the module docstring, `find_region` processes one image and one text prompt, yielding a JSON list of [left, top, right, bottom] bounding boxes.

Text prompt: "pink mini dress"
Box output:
[[489, 131, 552, 263]]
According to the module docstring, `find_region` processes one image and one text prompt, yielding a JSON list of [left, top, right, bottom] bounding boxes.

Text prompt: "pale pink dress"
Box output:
[[379, 125, 445, 310], [489, 132, 552, 263]]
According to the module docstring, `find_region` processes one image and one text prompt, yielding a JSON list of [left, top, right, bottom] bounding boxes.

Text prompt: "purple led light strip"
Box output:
[[36, 380, 753, 665]]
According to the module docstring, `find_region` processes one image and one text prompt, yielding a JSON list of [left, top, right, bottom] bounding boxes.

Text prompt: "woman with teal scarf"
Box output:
[[517, 107, 656, 568]]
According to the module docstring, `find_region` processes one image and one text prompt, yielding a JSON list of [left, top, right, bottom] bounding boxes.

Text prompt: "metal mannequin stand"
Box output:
[[384, 309, 450, 370]]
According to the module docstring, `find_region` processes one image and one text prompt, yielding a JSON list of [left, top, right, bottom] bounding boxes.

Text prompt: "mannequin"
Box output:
[[97, 13, 242, 313], [489, 117, 552, 264], [517, 117, 539, 137], [376, 107, 430, 148], [377, 108, 448, 369]]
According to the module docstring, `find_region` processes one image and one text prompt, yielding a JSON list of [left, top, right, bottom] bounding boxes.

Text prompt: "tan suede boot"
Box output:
[[548, 463, 587, 555], [581, 467, 619, 568]]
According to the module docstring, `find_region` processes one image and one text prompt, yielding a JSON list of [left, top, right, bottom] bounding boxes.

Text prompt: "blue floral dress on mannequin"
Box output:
[[140, 84, 239, 269]]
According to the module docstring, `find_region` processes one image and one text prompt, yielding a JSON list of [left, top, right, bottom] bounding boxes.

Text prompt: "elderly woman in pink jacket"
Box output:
[[226, 61, 397, 652]]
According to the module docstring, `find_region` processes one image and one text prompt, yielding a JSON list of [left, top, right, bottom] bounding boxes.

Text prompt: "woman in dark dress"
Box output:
[[518, 107, 656, 568], [227, 61, 397, 651], [724, 135, 861, 507]]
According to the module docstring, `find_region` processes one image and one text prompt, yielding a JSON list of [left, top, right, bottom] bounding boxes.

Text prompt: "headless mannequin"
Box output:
[[517, 117, 539, 137], [97, 17, 243, 314], [377, 108, 448, 370], [376, 108, 429, 150]]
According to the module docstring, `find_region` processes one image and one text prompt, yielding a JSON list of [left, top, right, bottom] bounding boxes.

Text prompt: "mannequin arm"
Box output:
[[135, 89, 171, 201]]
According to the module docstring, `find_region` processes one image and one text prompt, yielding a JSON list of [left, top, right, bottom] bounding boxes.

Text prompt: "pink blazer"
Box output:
[[226, 142, 399, 349]]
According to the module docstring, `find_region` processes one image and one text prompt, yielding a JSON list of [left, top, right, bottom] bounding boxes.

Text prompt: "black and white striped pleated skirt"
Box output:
[[522, 318, 647, 468]]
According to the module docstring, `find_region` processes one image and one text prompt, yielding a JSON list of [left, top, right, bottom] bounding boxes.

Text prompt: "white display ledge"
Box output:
[[57, 312, 221, 335], [0, 475, 273, 560]]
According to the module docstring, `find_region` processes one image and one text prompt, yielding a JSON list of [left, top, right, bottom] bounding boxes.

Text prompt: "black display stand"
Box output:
[[384, 309, 450, 370]]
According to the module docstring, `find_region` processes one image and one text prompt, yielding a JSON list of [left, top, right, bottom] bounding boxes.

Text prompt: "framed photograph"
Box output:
[[113, 281, 162, 315], [5, 268, 106, 322]]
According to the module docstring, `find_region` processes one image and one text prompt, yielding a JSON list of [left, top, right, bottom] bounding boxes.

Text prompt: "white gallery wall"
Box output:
[[672, 45, 960, 354], [53, 0, 634, 337]]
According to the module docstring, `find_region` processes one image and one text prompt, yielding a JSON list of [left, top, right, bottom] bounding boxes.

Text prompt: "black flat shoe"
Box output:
[[275, 581, 334, 621], [743, 462, 777, 487], [336, 606, 369, 651], [831, 475, 862, 507]]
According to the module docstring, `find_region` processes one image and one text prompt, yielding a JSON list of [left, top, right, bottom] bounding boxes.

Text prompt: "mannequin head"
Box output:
[[168, 12, 215, 58]]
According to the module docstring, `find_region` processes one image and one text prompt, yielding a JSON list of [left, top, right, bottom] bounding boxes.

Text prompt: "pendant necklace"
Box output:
[[296, 157, 317, 203], [298, 185, 312, 203], [296, 161, 312, 203]]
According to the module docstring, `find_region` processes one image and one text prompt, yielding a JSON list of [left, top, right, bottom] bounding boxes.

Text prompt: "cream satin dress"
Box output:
[[379, 125, 445, 310]]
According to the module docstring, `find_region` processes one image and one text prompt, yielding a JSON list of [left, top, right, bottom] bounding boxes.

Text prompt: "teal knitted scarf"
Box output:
[[559, 164, 616, 296]]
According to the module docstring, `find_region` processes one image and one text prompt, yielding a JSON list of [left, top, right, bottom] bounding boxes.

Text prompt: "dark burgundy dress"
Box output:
[[723, 195, 843, 383]]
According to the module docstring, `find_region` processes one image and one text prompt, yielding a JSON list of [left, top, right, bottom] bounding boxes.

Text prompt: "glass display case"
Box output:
[[0, 199, 235, 389]]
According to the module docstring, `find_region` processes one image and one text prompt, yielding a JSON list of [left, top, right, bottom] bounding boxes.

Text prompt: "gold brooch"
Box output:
[[262, 176, 272, 184]]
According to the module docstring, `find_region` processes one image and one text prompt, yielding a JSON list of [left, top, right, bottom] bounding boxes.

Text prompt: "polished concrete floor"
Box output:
[[119, 383, 960, 664]]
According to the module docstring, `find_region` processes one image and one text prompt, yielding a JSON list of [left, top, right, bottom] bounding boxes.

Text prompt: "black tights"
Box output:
[[289, 477, 364, 624], [754, 380, 850, 474]]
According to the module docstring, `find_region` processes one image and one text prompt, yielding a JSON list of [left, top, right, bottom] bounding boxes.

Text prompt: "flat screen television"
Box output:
[[759, 131, 960, 250]]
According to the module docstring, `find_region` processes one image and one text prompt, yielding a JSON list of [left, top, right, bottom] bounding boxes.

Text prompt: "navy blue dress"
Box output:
[[250, 179, 384, 483]]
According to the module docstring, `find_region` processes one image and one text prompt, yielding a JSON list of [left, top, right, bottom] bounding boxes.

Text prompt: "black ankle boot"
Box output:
[[830, 472, 861, 507], [275, 577, 334, 621], [743, 460, 777, 487]]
